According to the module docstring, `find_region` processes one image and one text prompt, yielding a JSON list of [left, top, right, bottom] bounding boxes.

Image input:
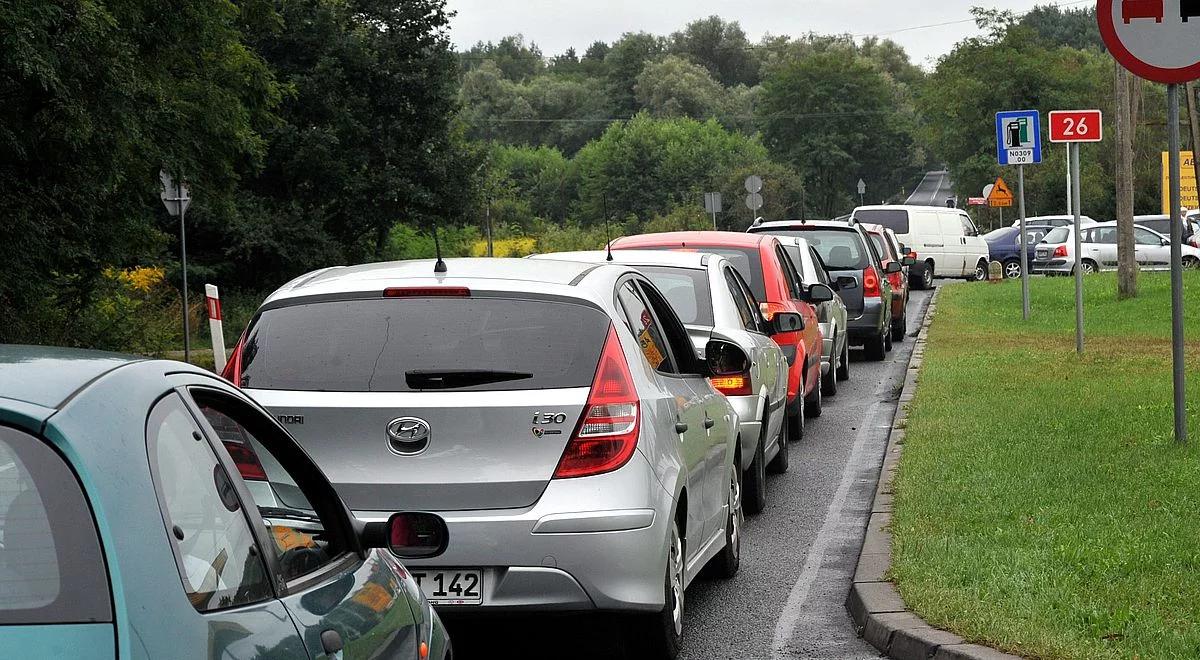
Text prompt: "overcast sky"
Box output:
[[445, 0, 1082, 69]]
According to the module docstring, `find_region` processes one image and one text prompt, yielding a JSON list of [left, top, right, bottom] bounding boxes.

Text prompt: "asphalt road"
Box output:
[[444, 288, 935, 659], [905, 171, 954, 207]]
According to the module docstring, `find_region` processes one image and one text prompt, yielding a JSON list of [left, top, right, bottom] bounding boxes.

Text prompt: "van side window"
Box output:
[[959, 214, 979, 237]]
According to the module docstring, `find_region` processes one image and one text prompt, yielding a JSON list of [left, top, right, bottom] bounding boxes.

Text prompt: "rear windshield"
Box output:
[[239, 297, 609, 392], [1043, 227, 1071, 244], [637, 266, 715, 326], [853, 209, 910, 234], [627, 246, 765, 300], [759, 229, 869, 271]]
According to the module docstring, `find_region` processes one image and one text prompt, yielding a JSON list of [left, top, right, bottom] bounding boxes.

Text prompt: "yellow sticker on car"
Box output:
[[638, 328, 665, 369]]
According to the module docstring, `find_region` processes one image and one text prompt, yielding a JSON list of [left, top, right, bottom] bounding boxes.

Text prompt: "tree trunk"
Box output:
[[1115, 62, 1139, 299]]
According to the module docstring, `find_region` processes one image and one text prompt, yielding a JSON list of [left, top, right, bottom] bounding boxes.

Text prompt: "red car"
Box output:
[[611, 231, 826, 437], [1123, 0, 1163, 23]]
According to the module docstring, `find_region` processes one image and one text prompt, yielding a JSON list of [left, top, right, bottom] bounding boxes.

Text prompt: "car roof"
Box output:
[[854, 204, 952, 212], [612, 231, 773, 249], [263, 258, 606, 306], [751, 219, 862, 232], [0, 345, 143, 414], [532, 250, 713, 269]]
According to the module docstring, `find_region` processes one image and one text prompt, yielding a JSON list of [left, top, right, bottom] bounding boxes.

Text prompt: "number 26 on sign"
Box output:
[[1049, 110, 1103, 143]]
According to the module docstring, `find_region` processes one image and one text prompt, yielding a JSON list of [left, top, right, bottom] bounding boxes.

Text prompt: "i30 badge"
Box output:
[[387, 417, 431, 455]]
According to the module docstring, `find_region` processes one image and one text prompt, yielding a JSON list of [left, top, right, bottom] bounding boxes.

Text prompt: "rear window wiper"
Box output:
[[405, 369, 534, 389]]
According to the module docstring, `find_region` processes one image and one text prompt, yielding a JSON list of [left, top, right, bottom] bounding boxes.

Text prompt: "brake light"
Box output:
[[863, 266, 882, 298], [886, 263, 902, 289], [223, 441, 267, 481], [1053, 245, 1068, 258], [222, 337, 244, 386], [711, 374, 752, 396], [554, 326, 640, 479], [384, 287, 470, 297], [759, 301, 788, 321], [907, 250, 918, 260]]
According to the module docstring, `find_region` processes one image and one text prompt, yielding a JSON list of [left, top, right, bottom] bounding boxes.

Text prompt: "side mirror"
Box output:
[[706, 339, 750, 376], [902, 256, 916, 266], [1163, 238, 1171, 246], [768, 311, 805, 335], [835, 275, 859, 290], [884, 261, 902, 274], [806, 283, 834, 304], [364, 512, 449, 559]]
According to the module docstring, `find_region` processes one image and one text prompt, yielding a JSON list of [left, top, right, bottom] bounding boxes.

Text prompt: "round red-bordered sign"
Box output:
[[1099, 0, 1200, 83]]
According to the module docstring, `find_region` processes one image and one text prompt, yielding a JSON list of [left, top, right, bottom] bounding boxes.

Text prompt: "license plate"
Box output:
[[411, 569, 483, 605]]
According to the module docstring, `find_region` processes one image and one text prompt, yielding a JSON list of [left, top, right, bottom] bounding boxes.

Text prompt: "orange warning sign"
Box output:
[[988, 177, 1014, 208]]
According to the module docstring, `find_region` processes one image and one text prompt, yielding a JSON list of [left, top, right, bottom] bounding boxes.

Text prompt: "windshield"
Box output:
[[1043, 227, 1071, 244], [239, 297, 609, 392], [637, 266, 715, 326], [760, 229, 869, 270]]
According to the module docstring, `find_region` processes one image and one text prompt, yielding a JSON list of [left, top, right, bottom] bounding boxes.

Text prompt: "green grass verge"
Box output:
[[891, 272, 1200, 660]]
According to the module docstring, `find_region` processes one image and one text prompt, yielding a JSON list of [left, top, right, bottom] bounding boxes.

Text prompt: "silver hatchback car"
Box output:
[[532, 250, 797, 515], [775, 237, 850, 396], [225, 258, 746, 658]]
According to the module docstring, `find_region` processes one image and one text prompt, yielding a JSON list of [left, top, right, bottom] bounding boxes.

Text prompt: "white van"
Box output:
[[849, 205, 989, 289]]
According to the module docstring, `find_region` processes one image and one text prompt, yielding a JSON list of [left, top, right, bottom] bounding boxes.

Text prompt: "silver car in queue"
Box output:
[[224, 258, 747, 659], [532, 250, 796, 515], [776, 237, 850, 395]]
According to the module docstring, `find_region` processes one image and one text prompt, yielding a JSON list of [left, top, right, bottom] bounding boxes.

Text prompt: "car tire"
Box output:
[[1079, 259, 1098, 275], [638, 517, 684, 660], [836, 338, 850, 381], [821, 352, 838, 396], [804, 370, 822, 419], [767, 413, 789, 474], [884, 324, 894, 352], [709, 462, 742, 579], [1184, 256, 1200, 269], [891, 313, 907, 343], [864, 332, 886, 361], [743, 434, 767, 514], [972, 260, 988, 282], [1003, 259, 1022, 279], [787, 385, 805, 442]]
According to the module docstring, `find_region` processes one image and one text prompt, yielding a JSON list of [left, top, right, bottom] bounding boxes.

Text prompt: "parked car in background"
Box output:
[[224, 258, 744, 658], [984, 224, 1055, 279], [1034, 222, 1200, 274], [1135, 215, 1199, 248], [848, 205, 990, 287], [775, 237, 850, 395], [1015, 214, 1100, 229], [0, 346, 450, 660], [862, 224, 914, 342], [748, 220, 897, 361], [610, 231, 826, 437], [531, 250, 805, 514]]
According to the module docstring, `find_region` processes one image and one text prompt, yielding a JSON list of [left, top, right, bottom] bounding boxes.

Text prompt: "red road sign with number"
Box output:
[[1048, 110, 1103, 143]]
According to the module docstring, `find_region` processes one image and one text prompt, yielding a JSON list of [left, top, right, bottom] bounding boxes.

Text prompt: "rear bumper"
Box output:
[[1033, 259, 1072, 274], [355, 450, 674, 614], [847, 299, 886, 342]]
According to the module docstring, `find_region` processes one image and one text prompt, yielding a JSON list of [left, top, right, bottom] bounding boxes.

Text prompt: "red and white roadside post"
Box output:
[[1099, 0, 1193, 443], [1048, 110, 1103, 355], [205, 284, 227, 374]]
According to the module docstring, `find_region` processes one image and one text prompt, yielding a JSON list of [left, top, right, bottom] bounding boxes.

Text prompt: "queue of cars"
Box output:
[[0, 219, 923, 660]]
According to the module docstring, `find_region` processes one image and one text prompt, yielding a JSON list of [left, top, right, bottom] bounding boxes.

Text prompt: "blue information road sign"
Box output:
[[996, 110, 1043, 166]]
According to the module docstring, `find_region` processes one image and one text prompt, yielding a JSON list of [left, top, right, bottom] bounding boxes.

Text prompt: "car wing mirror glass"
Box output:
[[835, 275, 859, 290], [902, 255, 916, 266], [706, 339, 751, 376], [884, 261, 902, 274], [806, 283, 834, 304], [364, 512, 449, 559]]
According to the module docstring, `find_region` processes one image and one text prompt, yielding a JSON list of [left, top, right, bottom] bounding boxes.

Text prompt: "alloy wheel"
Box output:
[[728, 465, 742, 559], [1004, 261, 1021, 279], [668, 524, 684, 637]]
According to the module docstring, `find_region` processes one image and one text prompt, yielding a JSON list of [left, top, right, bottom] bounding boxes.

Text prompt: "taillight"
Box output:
[[223, 441, 267, 481], [863, 266, 882, 298], [759, 301, 788, 321], [907, 250, 917, 260], [1053, 245, 1068, 258], [384, 287, 470, 298], [554, 326, 640, 479], [886, 263, 902, 289], [222, 337, 244, 386], [711, 374, 752, 396]]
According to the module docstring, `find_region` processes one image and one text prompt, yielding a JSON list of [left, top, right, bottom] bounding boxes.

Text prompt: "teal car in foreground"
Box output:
[[0, 346, 452, 660]]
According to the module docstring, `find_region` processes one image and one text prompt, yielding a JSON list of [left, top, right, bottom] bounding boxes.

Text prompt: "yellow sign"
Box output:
[[988, 177, 1014, 208], [1161, 151, 1199, 214]]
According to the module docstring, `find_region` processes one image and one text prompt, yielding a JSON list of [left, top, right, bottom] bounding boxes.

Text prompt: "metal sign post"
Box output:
[[160, 170, 192, 362], [1048, 110, 1103, 355], [1018, 165, 1030, 320], [704, 192, 723, 230], [1099, 0, 1197, 444]]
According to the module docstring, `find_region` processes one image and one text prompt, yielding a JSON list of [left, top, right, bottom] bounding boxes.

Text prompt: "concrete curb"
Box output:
[[845, 287, 1024, 660]]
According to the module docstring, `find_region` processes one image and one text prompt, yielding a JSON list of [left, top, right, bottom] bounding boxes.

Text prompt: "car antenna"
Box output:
[[603, 194, 614, 262], [432, 222, 447, 273]]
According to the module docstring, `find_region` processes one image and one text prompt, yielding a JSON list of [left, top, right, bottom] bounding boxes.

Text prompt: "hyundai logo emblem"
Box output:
[[386, 417, 431, 455]]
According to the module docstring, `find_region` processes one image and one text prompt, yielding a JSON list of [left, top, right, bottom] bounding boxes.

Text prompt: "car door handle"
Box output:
[[704, 418, 716, 429], [675, 422, 689, 433], [321, 629, 344, 656]]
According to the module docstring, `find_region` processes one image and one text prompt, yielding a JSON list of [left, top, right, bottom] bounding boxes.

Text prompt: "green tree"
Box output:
[[605, 32, 667, 117], [667, 16, 760, 87], [1019, 5, 1101, 51], [635, 55, 730, 121], [0, 0, 280, 342], [459, 34, 545, 82]]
